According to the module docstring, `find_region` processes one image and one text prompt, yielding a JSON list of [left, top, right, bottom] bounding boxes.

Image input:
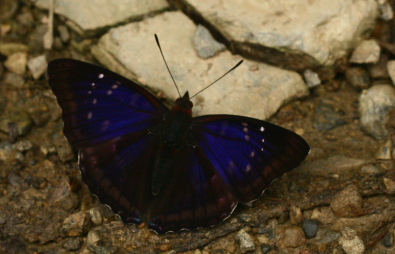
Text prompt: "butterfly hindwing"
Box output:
[[191, 115, 310, 203], [47, 59, 167, 147]]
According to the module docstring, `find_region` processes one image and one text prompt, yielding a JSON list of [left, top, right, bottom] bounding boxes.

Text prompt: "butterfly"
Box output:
[[47, 53, 309, 234]]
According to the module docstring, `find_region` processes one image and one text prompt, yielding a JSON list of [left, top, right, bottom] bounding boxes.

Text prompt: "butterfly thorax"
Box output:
[[161, 91, 193, 147]]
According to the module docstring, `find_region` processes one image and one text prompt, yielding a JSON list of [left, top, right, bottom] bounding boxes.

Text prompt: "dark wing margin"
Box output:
[[47, 58, 168, 148], [191, 115, 310, 203]]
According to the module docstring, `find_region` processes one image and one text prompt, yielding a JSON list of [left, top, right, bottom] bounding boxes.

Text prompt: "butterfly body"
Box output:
[[47, 58, 309, 234]]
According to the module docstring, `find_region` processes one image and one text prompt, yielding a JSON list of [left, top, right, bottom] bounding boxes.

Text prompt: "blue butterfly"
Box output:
[[47, 54, 309, 233]]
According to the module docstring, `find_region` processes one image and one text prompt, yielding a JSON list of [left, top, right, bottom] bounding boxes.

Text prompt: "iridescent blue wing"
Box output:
[[191, 115, 310, 203], [148, 145, 238, 233], [147, 115, 309, 233], [47, 59, 168, 225], [47, 58, 167, 148]]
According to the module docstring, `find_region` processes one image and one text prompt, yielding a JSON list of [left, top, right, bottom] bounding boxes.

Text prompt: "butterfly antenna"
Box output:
[[155, 34, 182, 98], [190, 60, 243, 99]]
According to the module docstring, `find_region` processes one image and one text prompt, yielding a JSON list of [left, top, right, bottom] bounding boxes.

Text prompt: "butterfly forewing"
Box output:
[[47, 59, 167, 147], [192, 115, 310, 203]]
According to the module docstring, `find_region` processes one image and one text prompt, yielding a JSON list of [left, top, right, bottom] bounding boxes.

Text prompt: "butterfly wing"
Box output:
[[147, 115, 309, 233], [47, 58, 167, 148], [47, 58, 168, 224], [191, 115, 310, 203]]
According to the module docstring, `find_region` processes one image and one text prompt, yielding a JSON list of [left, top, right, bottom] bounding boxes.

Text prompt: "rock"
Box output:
[[87, 230, 118, 254], [345, 67, 370, 90], [89, 208, 103, 226], [277, 227, 306, 248], [52, 134, 75, 162], [236, 229, 256, 253], [62, 237, 82, 251], [303, 69, 321, 88], [192, 25, 225, 59], [290, 206, 303, 225], [261, 244, 273, 254], [359, 85, 395, 139], [383, 177, 395, 194], [57, 25, 70, 43], [369, 54, 390, 79], [297, 155, 368, 176], [177, 0, 378, 69], [350, 39, 381, 64], [47, 181, 79, 211], [314, 103, 347, 131], [303, 220, 319, 239], [87, 230, 101, 247], [93, 11, 309, 120], [330, 185, 363, 218], [387, 60, 395, 85], [376, 140, 392, 160], [360, 164, 384, 175], [383, 232, 394, 247], [0, 110, 33, 137], [27, 55, 48, 79], [0, 43, 29, 56], [33, 0, 169, 36], [61, 211, 92, 237], [379, 1, 394, 21], [4, 52, 27, 75], [339, 227, 365, 254], [311, 207, 338, 225], [3, 72, 25, 87]]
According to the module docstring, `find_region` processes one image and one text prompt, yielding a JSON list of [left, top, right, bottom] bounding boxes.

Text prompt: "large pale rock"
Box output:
[[92, 12, 308, 120], [179, 0, 378, 69], [32, 0, 169, 35]]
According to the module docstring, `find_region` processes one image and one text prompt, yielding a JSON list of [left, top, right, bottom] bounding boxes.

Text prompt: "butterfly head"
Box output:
[[173, 91, 193, 113]]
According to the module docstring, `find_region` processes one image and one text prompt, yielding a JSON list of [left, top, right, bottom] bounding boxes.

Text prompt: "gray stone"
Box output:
[[4, 52, 27, 75], [62, 237, 82, 251], [180, 0, 378, 69], [376, 140, 392, 160], [303, 69, 321, 88], [47, 182, 79, 211], [57, 25, 70, 43], [339, 227, 365, 254], [303, 220, 319, 239], [359, 85, 395, 139], [346, 67, 370, 90], [379, 1, 394, 21], [93, 11, 308, 120], [61, 211, 92, 237], [314, 103, 347, 131], [89, 208, 103, 226], [0, 110, 33, 137], [33, 0, 169, 35], [27, 55, 48, 79], [383, 177, 395, 194], [192, 25, 225, 59], [350, 39, 381, 64], [236, 229, 256, 253], [53, 134, 75, 162], [330, 185, 363, 218]]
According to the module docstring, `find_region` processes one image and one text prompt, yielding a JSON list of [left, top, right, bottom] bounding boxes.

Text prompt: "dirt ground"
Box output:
[[1, 1, 395, 254]]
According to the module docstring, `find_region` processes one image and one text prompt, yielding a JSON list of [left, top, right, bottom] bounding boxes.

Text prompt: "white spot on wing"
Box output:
[[99, 74, 104, 79], [245, 135, 250, 141], [261, 138, 265, 143], [92, 98, 97, 105], [87, 112, 93, 119], [250, 151, 255, 157], [107, 90, 113, 95], [242, 122, 248, 127], [246, 164, 252, 172], [112, 84, 118, 89], [260, 126, 265, 132], [91, 82, 96, 87], [243, 127, 248, 133]]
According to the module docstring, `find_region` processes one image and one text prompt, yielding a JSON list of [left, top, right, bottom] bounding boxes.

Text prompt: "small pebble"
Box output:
[[3, 72, 25, 87], [261, 244, 273, 254], [339, 227, 365, 254], [277, 227, 306, 248], [89, 208, 103, 226], [192, 25, 225, 59], [302, 219, 319, 239], [27, 55, 47, 79], [61, 211, 92, 237], [345, 67, 370, 90], [330, 185, 362, 218], [379, 1, 394, 21], [290, 206, 303, 225], [383, 177, 395, 194], [383, 232, 394, 247], [62, 237, 82, 251], [376, 140, 392, 160], [350, 40, 380, 64], [4, 52, 27, 75], [58, 25, 70, 43], [303, 69, 321, 88], [236, 229, 256, 253], [359, 85, 395, 139]]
